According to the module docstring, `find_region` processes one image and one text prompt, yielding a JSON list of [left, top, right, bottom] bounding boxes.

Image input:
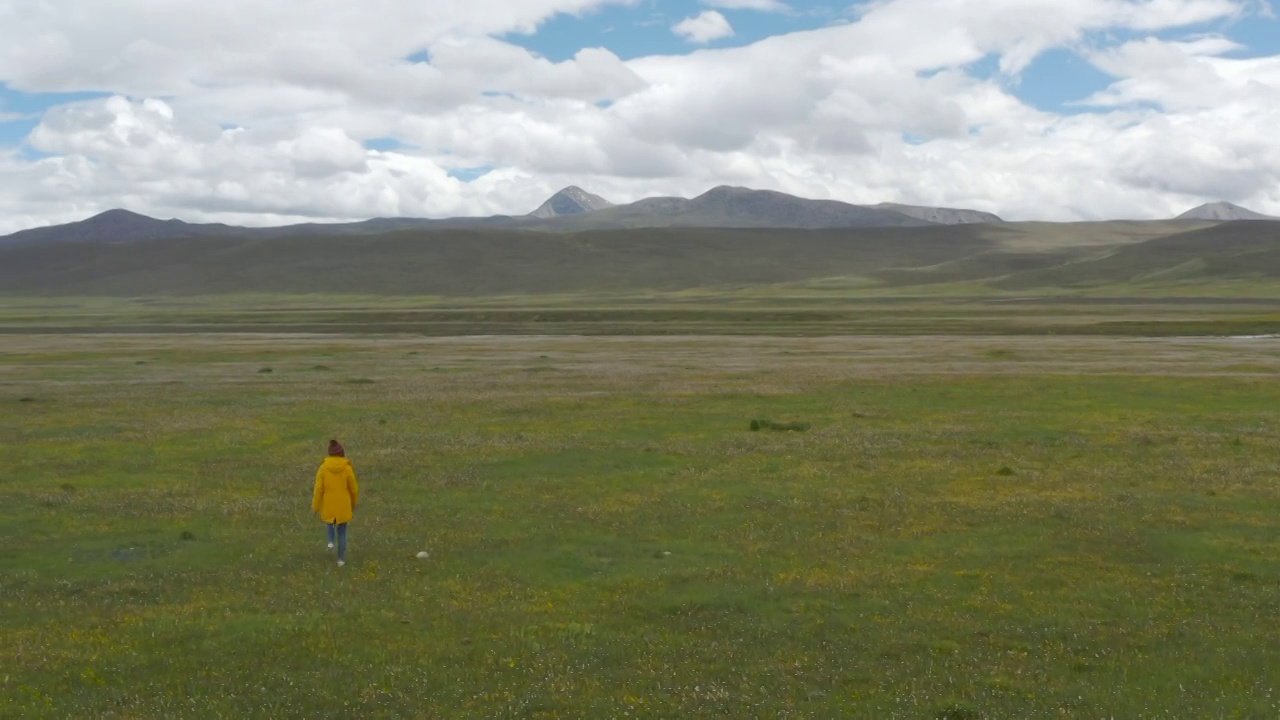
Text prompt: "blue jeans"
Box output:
[[327, 522, 348, 561]]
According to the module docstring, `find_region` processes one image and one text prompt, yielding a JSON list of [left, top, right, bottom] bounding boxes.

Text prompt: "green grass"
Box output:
[[4, 292, 1280, 337], [5, 333, 1280, 718], [4, 220, 1279, 299]]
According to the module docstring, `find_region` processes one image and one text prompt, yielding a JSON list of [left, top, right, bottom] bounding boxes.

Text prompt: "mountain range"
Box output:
[[2, 184, 1278, 299], [3, 185, 1274, 249], [0, 185, 1008, 247], [5, 215, 1279, 297]]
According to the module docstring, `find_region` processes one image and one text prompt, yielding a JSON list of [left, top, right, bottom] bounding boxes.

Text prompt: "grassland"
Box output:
[[2, 220, 1277, 299], [5, 329, 1280, 719], [3, 292, 1280, 338]]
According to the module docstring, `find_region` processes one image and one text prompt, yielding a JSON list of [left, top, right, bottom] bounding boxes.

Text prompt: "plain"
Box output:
[[4, 327, 1279, 719]]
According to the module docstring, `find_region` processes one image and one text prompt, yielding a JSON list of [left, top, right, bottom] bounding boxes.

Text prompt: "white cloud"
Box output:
[[704, 0, 791, 11], [1, 0, 1280, 234], [5, 102, 511, 229], [1082, 35, 1280, 110], [0, 0, 640, 96], [844, 0, 1242, 74], [673, 11, 736, 43]]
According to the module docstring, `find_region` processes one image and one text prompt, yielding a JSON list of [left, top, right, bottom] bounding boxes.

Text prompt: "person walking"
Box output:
[[313, 439, 359, 567]]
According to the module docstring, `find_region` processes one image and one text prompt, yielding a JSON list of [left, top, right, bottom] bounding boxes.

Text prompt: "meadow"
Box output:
[[4, 328, 1280, 718]]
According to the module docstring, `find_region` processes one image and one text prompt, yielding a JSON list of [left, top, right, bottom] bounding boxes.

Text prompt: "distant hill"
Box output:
[[874, 203, 1002, 225], [0, 209, 250, 247], [530, 186, 937, 231], [4, 220, 1280, 297], [13, 190, 1280, 252], [0, 209, 535, 248], [0, 225, 995, 296], [1176, 202, 1277, 221], [0, 186, 1006, 247], [685, 186, 929, 228], [528, 186, 614, 218], [995, 221, 1280, 289]]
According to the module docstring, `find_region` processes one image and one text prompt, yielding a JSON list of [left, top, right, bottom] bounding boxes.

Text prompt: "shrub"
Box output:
[[750, 419, 810, 432]]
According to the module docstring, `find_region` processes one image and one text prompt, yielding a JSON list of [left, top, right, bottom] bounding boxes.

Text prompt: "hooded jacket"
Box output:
[[313, 456, 359, 525]]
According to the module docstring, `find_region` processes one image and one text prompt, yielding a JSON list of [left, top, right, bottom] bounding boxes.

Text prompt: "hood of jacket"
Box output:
[[320, 456, 351, 475]]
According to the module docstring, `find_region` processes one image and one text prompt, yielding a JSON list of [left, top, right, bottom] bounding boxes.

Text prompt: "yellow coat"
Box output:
[[313, 456, 359, 525]]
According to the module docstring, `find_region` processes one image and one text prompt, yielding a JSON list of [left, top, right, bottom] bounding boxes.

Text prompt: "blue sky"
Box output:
[[2, 0, 1280, 230], [5, 2, 1276, 145], [499, 0, 1280, 113], [0, 90, 106, 146], [502, 0, 848, 61]]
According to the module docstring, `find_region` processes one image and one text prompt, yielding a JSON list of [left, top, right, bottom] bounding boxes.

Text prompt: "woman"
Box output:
[[313, 439, 359, 567]]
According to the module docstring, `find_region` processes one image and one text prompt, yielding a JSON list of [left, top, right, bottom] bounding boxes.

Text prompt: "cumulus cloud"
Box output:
[[673, 11, 736, 43], [14, 95, 488, 221], [1082, 35, 1279, 110], [1, 0, 1279, 233], [844, 0, 1243, 74], [704, 0, 791, 11]]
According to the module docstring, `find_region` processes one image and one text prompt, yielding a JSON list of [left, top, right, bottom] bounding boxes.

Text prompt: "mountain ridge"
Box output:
[[0, 185, 999, 247], [528, 186, 614, 219], [874, 202, 1003, 225], [4, 220, 1279, 297], [1176, 202, 1277, 222], [5, 189, 1277, 248]]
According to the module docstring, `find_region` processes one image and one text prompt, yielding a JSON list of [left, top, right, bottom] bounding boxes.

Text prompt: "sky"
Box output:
[[1, 0, 1279, 233]]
